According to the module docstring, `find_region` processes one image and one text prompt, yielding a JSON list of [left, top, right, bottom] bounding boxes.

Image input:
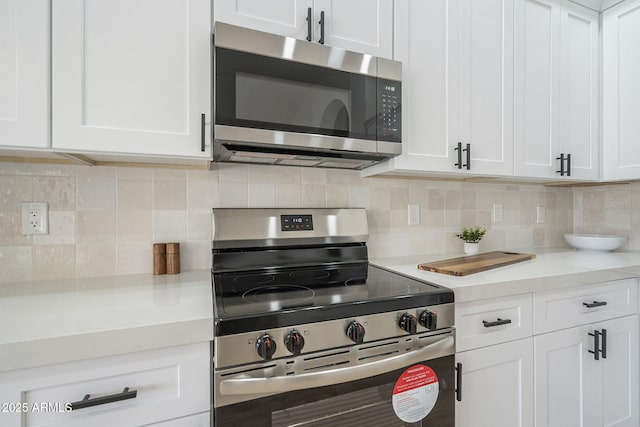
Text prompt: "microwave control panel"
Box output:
[[378, 79, 401, 142]]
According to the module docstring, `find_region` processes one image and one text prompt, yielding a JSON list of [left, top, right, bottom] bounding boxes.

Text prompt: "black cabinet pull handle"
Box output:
[[454, 142, 462, 169], [318, 11, 325, 44], [566, 153, 571, 177], [583, 301, 607, 309], [69, 387, 137, 411], [600, 328, 607, 359], [200, 113, 206, 152], [556, 153, 565, 176], [588, 330, 601, 361], [455, 362, 462, 402], [463, 143, 471, 170], [306, 7, 312, 41], [482, 318, 512, 328]]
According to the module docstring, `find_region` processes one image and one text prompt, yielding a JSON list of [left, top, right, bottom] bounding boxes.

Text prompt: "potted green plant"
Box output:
[[456, 227, 487, 255]]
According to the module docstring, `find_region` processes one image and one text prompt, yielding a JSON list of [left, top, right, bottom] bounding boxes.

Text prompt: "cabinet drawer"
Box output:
[[0, 342, 210, 427], [456, 294, 533, 351], [533, 278, 639, 334]]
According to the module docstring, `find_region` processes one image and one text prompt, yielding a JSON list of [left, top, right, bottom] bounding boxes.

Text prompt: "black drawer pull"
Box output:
[[69, 387, 137, 411], [583, 301, 607, 309], [482, 318, 512, 328], [305, 7, 312, 41]]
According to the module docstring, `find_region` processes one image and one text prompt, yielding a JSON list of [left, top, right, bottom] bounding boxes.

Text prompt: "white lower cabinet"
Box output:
[[0, 342, 210, 427], [456, 278, 639, 427], [534, 315, 639, 427], [456, 338, 534, 427]]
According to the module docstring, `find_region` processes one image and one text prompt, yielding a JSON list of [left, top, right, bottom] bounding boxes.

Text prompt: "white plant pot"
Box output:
[[463, 242, 479, 255]]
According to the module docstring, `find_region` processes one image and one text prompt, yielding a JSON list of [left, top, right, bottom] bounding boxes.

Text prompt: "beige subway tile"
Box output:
[[33, 244, 75, 280], [326, 185, 348, 208], [77, 211, 116, 243], [428, 189, 444, 210], [154, 180, 186, 210], [118, 179, 152, 210], [390, 187, 409, 210], [117, 210, 152, 242], [248, 183, 276, 208], [116, 242, 152, 275], [75, 243, 116, 278], [188, 178, 218, 210], [77, 176, 115, 210], [0, 210, 31, 245], [302, 185, 326, 207], [153, 210, 187, 242], [0, 246, 32, 283], [218, 164, 248, 183], [187, 211, 212, 241], [180, 240, 211, 271], [276, 166, 302, 185], [302, 168, 327, 185], [0, 176, 33, 210], [219, 182, 248, 207], [276, 184, 301, 207], [348, 186, 370, 208], [248, 165, 276, 184]]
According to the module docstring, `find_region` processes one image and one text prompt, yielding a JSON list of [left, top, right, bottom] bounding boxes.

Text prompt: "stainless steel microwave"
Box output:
[[213, 22, 402, 170]]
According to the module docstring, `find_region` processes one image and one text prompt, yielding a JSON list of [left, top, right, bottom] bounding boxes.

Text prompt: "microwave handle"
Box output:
[[219, 335, 453, 396]]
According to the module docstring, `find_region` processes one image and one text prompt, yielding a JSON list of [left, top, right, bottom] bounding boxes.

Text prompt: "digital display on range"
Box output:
[[281, 215, 313, 231]]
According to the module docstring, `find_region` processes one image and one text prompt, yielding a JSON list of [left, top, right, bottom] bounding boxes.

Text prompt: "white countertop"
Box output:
[[0, 270, 213, 372], [372, 250, 640, 302]]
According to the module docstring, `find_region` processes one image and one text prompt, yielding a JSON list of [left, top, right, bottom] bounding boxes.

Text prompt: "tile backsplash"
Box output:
[[0, 161, 574, 283]]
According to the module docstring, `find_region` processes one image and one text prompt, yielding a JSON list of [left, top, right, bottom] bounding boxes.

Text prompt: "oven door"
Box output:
[[214, 331, 455, 427]]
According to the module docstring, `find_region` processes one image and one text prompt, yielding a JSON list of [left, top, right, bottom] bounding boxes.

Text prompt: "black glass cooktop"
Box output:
[[212, 263, 453, 336]]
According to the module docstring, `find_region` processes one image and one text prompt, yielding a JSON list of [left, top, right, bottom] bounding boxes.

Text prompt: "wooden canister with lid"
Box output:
[[153, 243, 166, 275], [166, 243, 180, 275]]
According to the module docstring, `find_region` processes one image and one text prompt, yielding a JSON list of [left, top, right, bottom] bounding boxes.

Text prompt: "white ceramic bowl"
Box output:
[[564, 234, 626, 251]]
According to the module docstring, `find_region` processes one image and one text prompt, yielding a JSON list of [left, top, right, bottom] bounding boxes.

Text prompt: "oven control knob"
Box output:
[[346, 321, 365, 344], [284, 330, 305, 355], [256, 334, 277, 361], [419, 310, 438, 330], [399, 313, 417, 334]]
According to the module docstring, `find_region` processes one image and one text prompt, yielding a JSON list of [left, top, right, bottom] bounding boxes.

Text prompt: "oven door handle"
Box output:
[[219, 335, 454, 395]]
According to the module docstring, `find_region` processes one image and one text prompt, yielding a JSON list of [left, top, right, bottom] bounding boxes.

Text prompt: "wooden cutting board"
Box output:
[[418, 251, 536, 276]]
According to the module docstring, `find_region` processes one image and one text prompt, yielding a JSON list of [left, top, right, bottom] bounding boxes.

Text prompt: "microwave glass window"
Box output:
[[235, 73, 352, 133], [216, 48, 379, 141]]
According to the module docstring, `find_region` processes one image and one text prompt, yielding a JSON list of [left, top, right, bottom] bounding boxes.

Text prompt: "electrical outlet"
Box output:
[[22, 202, 49, 235], [408, 204, 420, 226], [492, 204, 503, 224], [536, 205, 545, 224]]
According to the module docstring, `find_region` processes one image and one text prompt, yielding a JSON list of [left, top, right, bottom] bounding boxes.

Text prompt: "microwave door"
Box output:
[[215, 47, 378, 150]]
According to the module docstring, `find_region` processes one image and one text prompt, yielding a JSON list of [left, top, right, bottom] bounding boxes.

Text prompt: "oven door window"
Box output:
[[214, 355, 454, 427], [215, 48, 378, 141]]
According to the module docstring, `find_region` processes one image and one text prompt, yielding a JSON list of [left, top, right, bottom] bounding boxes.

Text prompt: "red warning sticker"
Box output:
[[392, 364, 439, 423]]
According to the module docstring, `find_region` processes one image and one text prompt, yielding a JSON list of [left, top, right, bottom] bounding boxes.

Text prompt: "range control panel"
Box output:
[[280, 214, 313, 231]]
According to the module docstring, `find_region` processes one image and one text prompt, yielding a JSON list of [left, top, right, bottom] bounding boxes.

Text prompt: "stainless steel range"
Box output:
[[211, 208, 455, 427]]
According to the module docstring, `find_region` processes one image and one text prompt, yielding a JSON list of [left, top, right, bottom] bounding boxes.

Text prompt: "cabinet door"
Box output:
[[214, 0, 312, 41], [456, 339, 534, 427], [367, 0, 460, 176], [513, 0, 561, 179], [534, 316, 639, 427], [458, 0, 514, 176], [594, 316, 639, 427], [534, 325, 594, 427], [52, 0, 211, 159], [312, 0, 393, 58], [0, 0, 49, 149], [602, 0, 640, 181], [559, 0, 599, 181]]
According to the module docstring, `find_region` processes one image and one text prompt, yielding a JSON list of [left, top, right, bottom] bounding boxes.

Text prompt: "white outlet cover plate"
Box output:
[[22, 202, 48, 235]]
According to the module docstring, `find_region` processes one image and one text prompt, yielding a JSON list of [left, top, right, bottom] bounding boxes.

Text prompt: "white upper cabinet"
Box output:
[[0, 0, 50, 149], [364, 0, 514, 178], [213, 0, 393, 58], [513, 0, 598, 181], [52, 0, 211, 159], [602, 0, 640, 181]]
